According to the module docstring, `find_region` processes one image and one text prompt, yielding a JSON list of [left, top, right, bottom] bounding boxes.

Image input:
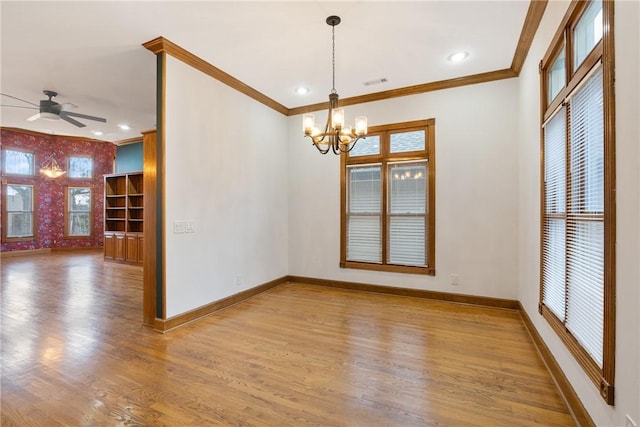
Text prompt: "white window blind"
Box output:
[[542, 64, 604, 368], [387, 161, 427, 266], [542, 106, 567, 321], [346, 165, 382, 263], [566, 65, 604, 367]]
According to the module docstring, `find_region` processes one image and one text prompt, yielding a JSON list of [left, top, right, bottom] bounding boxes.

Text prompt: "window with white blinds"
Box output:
[[539, 0, 614, 405], [566, 65, 605, 367], [388, 161, 427, 266], [542, 106, 567, 321], [347, 165, 382, 263], [341, 120, 435, 275], [542, 65, 604, 367]]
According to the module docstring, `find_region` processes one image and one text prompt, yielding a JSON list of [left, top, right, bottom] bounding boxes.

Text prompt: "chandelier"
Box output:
[[40, 155, 66, 178], [302, 15, 367, 155]]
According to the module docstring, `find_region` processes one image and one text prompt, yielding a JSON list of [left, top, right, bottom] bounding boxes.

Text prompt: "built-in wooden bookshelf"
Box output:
[[104, 172, 143, 265]]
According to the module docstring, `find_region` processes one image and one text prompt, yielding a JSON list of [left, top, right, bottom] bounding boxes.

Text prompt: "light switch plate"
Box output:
[[173, 220, 186, 233], [185, 221, 194, 233]]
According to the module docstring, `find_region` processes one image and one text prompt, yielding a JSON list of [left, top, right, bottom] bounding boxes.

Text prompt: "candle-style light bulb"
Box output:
[[303, 114, 315, 135]]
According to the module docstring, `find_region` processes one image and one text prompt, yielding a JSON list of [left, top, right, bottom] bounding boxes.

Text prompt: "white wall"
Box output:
[[163, 55, 289, 318], [517, 1, 640, 425], [288, 79, 520, 299]]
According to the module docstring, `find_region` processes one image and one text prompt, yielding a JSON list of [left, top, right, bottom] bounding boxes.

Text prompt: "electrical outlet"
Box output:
[[450, 273, 460, 286], [185, 221, 194, 233], [626, 415, 638, 427], [235, 275, 242, 287]]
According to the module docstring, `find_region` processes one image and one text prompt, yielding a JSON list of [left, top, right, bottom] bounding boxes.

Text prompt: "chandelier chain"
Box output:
[[331, 24, 336, 94]]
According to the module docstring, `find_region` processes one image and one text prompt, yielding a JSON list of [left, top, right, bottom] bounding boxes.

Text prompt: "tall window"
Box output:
[[2, 184, 35, 241], [68, 156, 93, 178], [341, 119, 435, 275], [540, 0, 614, 404], [65, 186, 92, 237], [2, 149, 34, 175]]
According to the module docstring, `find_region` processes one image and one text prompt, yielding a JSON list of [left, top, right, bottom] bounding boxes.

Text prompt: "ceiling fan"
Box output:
[[0, 90, 106, 128]]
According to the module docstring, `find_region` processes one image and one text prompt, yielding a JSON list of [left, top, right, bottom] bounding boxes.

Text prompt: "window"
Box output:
[[547, 46, 565, 102], [573, 0, 603, 70], [2, 149, 34, 175], [2, 184, 35, 241], [540, 0, 614, 404], [341, 119, 435, 275], [68, 156, 93, 178], [65, 186, 92, 237]]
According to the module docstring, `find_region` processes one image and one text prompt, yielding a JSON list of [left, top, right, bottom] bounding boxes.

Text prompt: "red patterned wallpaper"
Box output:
[[1, 128, 116, 252]]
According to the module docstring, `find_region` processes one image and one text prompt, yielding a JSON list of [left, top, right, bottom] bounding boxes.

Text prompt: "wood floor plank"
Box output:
[[1, 251, 575, 426]]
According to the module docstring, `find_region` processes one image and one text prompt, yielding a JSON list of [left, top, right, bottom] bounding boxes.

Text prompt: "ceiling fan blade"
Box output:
[[26, 113, 41, 121], [63, 111, 106, 123], [0, 93, 39, 107], [60, 113, 86, 128], [0, 104, 38, 110], [60, 103, 77, 111]]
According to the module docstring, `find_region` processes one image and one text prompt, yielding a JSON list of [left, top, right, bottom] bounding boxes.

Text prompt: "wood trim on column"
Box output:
[[142, 129, 158, 326], [157, 50, 167, 321]]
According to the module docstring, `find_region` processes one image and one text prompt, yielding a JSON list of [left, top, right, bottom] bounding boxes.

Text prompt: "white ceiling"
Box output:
[[0, 1, 530, 143]]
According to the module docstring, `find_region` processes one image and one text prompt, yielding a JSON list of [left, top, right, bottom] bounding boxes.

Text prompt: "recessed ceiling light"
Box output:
[[118, 124, 130, 131], [448, 51, 469, 63], [92, 130, 104, 136], [295, 87, 310, 95]]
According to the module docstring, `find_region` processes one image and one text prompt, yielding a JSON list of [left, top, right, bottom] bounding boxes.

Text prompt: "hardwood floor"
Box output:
[[1, 251, 575, 426]]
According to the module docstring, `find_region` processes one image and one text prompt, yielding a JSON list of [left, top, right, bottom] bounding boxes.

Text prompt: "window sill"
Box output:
[[341, 260, 434, 276], [2, 236, 36, 243]]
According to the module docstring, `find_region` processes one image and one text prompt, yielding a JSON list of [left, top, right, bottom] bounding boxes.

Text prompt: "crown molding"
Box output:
[[143, 0, 547, 117], [143, 37, 289, 116], [0, 126, 112, 144]]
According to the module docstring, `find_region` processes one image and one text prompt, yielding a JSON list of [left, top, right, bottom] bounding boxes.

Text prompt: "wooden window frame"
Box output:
[[340, 119, 435, 275], [539, 0, 615, 405], [2, 182, 37, 242], [2, 148, 35, 176], [67, 155, 94, 179], [64, 185, 93, 238]]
